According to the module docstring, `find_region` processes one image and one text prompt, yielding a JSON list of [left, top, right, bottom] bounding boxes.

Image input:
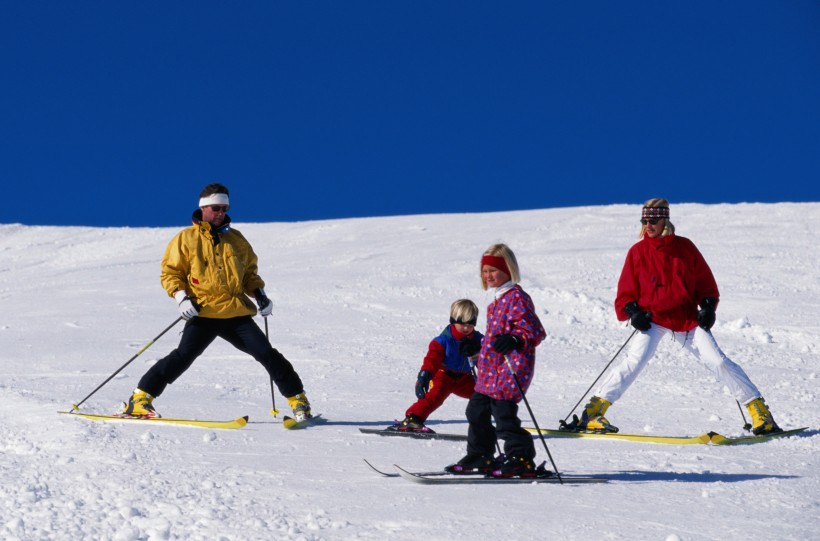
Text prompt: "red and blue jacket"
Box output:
[[474, 285, 546, 402], [421, 324, 484, 374]]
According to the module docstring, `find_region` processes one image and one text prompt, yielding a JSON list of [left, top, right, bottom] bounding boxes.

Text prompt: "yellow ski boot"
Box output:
[[579, 396, 618, 433], [746, 397, 781, 435], [287, 392, 312, 422], [122, 389, 160, 418]]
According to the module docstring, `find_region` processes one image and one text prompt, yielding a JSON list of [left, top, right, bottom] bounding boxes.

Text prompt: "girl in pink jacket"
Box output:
[[446, 244, 547, 478]]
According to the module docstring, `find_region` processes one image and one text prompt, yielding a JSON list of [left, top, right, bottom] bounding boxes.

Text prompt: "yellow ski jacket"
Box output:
[[160, 218, 264, 319]]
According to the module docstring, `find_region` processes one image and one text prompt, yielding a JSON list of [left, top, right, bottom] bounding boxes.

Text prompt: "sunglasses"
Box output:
[[208, 205, 228, 212], [640, 218, 662, 225]]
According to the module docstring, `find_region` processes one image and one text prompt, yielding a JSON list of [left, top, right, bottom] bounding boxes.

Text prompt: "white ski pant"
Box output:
[[595, 324, 762, 406]]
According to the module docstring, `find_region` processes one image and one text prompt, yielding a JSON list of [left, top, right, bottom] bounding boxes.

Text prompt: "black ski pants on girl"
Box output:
[[138, 316, 304, 399], [465, 392, 535, 459]]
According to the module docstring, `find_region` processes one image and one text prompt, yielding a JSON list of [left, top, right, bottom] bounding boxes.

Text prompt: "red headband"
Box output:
[[481, 255, 511, 277]]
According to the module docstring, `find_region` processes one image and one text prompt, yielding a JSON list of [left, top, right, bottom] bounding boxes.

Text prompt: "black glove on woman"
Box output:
[[624, 301, 652, 331], [698, 297, 717, 330]]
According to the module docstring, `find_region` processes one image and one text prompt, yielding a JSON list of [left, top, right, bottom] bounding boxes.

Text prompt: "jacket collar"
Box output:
[[644, 231, 675, 249], [494, 281, 515, 299], [192, 209, 232, 234], [192, 209, 232, 245], [448, 323, 475, 341]]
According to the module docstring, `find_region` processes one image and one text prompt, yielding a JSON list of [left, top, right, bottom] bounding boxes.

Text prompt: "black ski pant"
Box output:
[[465, 392, 535, 460], [138, 316, 304, 399]]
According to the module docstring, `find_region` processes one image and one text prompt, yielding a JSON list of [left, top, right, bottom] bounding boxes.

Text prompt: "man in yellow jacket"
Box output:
[[123, 183, 312, 421]]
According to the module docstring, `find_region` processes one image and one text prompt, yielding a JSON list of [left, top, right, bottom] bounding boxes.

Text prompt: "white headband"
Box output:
[[199, 193, 230, 208]]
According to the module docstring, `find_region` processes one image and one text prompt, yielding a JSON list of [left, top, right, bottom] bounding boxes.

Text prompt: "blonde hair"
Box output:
[[450, 299, 479, 324], [639, 197, 675, 239], [480, 243, 521, 290]]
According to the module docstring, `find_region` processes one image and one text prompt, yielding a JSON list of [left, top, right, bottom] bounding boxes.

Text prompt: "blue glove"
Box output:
[[415, 370, 432, 399]]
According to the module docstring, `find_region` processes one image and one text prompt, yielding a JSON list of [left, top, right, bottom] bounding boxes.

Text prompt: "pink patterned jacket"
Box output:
[[474, 284, 546, 402]]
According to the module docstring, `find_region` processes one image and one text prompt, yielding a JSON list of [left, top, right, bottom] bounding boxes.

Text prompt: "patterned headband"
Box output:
[[642, 206, 670, 219]]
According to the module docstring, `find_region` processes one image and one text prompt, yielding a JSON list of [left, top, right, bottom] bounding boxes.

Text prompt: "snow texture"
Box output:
[[0, 202, 817, 541]]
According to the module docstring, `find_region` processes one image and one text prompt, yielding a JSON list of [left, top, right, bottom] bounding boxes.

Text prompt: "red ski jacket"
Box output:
[[615, 233, 720, 333]]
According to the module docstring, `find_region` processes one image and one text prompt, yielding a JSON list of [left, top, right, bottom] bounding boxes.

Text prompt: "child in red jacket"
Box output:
[[389, 299, 483, 433]]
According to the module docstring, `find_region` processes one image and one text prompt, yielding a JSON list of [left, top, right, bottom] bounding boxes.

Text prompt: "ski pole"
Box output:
[[265, 318, 280, 417], [504, 356, 563, 484], [559, 328, 638, 428], [71, 316, 183, 411], [735, 400, 752, 431]]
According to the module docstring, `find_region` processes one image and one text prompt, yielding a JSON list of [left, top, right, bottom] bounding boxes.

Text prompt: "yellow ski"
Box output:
[[59, 411, 248, 429], [527, 427, 712, 445], [282, 414, 324, 430], [707, 427, 808, 445]]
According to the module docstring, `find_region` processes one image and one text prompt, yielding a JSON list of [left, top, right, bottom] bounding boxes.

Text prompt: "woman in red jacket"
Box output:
[[577, 198, 780, 436]]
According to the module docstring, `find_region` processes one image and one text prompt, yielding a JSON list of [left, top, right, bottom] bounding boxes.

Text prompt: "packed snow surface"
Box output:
[[1, 202, 817, 540]]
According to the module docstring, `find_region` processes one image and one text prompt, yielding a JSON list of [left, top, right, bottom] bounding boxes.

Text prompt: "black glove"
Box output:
[[459, 337, 481, 357], [624, 301, 652, 331], [254, 288, 273, 317], [492, 334, 521, 355], [415, 370, 432, 399], [698, 297, 717, 330]]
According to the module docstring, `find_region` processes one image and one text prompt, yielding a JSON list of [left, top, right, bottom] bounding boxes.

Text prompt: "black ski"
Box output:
[[359, 427, 468, 441], [363, 459, 450, 478], [393, 465, 608, 485]]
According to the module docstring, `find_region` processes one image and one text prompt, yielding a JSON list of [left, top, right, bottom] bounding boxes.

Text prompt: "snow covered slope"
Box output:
[[0, 202, 817, 540]]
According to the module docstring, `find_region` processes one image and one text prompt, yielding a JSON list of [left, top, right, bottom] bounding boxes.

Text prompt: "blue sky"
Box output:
[[3, 2, 819, 227]]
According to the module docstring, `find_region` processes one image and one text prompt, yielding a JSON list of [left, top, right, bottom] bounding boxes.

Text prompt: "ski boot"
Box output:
[[445, 453, 497, 474], [387, 414, 428, 433], [491, 455, 538, 478], [122, 389, 160, 418], [286, 392, 312, 422], [574, 396, 618, 433], [746, 397, 781, 435]]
